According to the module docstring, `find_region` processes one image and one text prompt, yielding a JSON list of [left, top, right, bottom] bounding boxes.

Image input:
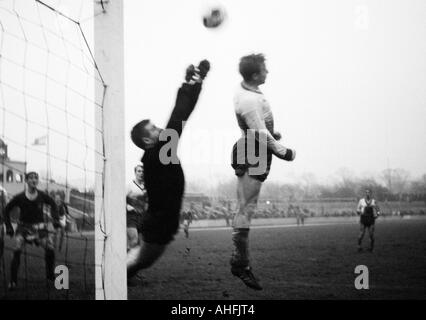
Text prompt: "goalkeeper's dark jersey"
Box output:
[[4, 191, 58, 226], [142, 82, 202, 215]]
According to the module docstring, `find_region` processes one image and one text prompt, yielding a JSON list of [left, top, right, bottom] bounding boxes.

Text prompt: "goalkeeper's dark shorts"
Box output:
[[140, 206, 181, 245], [360, 214, 375, 227], [126, 210, 143, 232], [231, 138, 273, 183]]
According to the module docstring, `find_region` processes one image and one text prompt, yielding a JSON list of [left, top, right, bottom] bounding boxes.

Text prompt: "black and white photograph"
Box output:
[[1, 0, 426, 305], [0, 0, 98, 299]]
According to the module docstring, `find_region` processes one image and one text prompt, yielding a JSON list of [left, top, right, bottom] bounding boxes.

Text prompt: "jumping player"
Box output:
[[126, 164, 148, 250], [230, 54, 296, 290], [3, 172, 59, 289], [127, 60, 210, 280], [357, 189, 381, 252]]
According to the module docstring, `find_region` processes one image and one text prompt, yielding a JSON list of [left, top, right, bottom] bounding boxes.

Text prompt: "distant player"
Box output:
[[0, 186, 7, 274], [223, 201, 232, 227], [181, 205, 194, 239], [3, 172, 59, 289], [230, 54, 296, 290], [296, 206, 306, 226], [127, 60, 210, 281], [357, 189, 381, 252], [54, 193, 70, 252], [126, 164, 148, 250]]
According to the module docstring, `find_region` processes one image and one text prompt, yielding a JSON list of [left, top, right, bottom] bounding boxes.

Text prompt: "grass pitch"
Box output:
[[129, 217, 426, 300], [1, 233, 95, 300]]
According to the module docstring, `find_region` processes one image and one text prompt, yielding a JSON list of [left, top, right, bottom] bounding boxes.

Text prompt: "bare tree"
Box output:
[[334, 167, 358, 197], [336, 167, 356, 187], [409, 174, 426, 205], [381, 168, 410, 197], [300, 172, 317, 199]]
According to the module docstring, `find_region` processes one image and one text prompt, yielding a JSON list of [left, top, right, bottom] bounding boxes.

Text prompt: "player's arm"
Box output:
[[374, 200, 381, 217], [166, 61, 210, 137], [62, 203, 72, 224], [240, 104, 295, 160], [126, 197, 136, 212], [165, 82, 203, 137], [44, 193, 60, 227], [4, 195, 20, 236], [126, 183, 136, 212]]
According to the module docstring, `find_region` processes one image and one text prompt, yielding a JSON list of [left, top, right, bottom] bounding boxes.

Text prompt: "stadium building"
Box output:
[[0, 138, 27, 196]]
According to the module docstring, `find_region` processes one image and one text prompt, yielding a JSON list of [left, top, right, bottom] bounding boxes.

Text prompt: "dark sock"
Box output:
[[370, 238, 375, 250], [230, 228, 250, 269], [358, 235, 364, 246], [45, 249, 55, 280], [11, 250, 21, 283]]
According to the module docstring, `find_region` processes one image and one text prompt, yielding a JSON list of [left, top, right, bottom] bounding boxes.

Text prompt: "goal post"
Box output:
[[94, 0, 127, 300]]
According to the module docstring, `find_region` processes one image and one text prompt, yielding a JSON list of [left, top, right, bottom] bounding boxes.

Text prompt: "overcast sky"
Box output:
[[1, 0, 425, 190], [123, 0, 426, 187]]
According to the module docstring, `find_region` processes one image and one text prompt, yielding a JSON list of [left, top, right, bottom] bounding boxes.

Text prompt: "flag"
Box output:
[[32, 135, 48, 146]]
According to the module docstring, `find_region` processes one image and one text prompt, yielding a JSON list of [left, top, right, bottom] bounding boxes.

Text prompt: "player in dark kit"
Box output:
[[181, 208, 194, 239], [127, 60, 210, 280], [54, 193, 70, 252], [356, 189, 381, 252], [3, 172, 59, 289]]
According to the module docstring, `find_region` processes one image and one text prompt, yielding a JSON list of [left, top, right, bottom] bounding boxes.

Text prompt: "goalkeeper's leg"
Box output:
[[127, 242, 167, 278], [127, 207, 180, 279]]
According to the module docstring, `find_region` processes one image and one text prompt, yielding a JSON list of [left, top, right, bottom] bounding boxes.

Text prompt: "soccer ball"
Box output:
[[202, 6, 226, 29]]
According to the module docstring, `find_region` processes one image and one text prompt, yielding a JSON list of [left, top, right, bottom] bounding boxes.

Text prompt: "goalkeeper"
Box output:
[[127, 60, 210, 279]]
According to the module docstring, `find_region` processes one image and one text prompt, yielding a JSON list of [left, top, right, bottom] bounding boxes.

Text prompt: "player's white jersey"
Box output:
[[233, 84, 288, 159], [126, 180, 147, 213], [234, 84, 274, 134], [357, 198, 380, 216]]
